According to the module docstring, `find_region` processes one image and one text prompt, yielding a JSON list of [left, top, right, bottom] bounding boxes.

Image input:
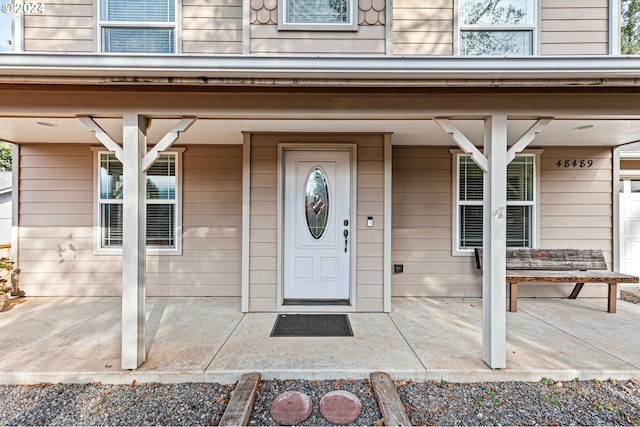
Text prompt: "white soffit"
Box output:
[[0, 117, 639, 147]]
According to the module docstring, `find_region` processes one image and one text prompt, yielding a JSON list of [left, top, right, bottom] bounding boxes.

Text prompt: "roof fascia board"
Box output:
[[1, 54, 640, 81]]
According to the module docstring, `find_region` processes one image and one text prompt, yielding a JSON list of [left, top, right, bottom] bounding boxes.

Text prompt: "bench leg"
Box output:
[[608, 283, 617, 314], [509, 282, 518, 312], [568, 283, 585, 299]]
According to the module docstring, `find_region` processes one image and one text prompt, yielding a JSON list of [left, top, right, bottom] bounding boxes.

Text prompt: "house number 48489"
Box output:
[[556, 160, 593, 168]]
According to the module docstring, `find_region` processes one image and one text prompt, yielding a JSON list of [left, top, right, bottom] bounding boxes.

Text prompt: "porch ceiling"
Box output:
[[1, 116, 640, 147]]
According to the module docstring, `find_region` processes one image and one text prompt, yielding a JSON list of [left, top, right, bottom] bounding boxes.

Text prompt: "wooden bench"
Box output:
[[474, 248, 639, 313]]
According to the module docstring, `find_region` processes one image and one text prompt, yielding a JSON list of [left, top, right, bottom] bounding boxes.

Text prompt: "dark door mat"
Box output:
[[270, 314, 353, 337]]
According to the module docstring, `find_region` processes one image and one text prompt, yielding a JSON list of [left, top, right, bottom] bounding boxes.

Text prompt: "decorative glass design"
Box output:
[[305, 168, 330, 240]]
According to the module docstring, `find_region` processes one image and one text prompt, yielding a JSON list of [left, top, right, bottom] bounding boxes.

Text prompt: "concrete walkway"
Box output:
[[0, 296, 638, 385]]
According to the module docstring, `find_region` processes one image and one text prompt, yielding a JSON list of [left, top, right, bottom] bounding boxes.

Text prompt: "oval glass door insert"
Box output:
[[305, 168, 330, 239]]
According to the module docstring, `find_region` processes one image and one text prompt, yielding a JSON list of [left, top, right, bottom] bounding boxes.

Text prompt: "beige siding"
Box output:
[[182, 0, 243, 53], [248, 134, 385, 312], [23, 0, 94, 52], [250, 25, 385, 54], [392, 147, 476, 297], [391, 146, 614, 298], [18, 145, 100, 295], [18, 144, 243, 297], [392, 0, 453, 55], [539, 148, 613, 254], [540, 0, 609, 55]]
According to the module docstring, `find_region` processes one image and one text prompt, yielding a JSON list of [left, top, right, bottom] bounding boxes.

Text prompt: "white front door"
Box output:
[[283, 150, 351, 302]]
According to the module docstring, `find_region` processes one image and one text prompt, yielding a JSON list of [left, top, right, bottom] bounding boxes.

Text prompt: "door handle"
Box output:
[[343, 229, 349, 253]]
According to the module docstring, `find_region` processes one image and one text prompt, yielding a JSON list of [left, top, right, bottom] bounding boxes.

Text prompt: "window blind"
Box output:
[[457, 154, 535, 249], [102, 28, 175, 53], [101, 0, 175, 22], [99, 153, 177, 249]]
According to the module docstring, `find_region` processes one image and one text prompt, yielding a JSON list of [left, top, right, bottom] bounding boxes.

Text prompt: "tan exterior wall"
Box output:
[[392, 0, 453, 55], [249, 0, 386, 54], [391, 146, 613, 298], [182, 0, 243, 54], [23, 0, 94, 52], [19, 0, 611, 56], [540, 0, 609, 55], [391, 147, 474, 297], [248, 134, 385, 312], [17, 144, 243, 297]]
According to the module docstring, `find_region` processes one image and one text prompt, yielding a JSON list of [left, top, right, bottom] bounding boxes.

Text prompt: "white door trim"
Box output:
[[277, 143, 358, 312]]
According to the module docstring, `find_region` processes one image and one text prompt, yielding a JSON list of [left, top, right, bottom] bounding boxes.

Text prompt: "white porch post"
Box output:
[[482, 114, 508, 369], [121, 113, 148, 370]]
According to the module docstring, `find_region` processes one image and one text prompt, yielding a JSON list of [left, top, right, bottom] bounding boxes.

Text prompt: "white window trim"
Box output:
[[92, 147, 184, 256], [97, 0, 181, 53], [277, 0, 358, 31], [450, 149, 542, 256], [456, 0, 538, 56]]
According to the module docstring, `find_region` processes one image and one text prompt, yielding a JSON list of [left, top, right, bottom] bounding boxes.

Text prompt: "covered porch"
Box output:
[[2, 55, 640, 372], [1, 295, 639, 384]]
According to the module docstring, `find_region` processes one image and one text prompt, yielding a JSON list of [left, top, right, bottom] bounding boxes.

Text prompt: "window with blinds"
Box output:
[[98, 152, 178, 250], [456, 153, 536, 252], [279, 0, 357, 30], [100, 0, 176, 53]]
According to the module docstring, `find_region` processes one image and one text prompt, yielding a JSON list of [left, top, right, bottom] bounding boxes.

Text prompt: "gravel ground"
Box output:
[[1, 378, 638, 426], [0, 383, 233, 426], [398, 378, 640, 426]]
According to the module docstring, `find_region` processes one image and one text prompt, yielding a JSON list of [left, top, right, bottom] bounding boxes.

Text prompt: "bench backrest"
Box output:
[[474, 248, 607, 271]]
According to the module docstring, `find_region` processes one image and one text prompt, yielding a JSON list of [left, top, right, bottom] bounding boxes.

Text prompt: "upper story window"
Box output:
[[453, 151, 540, 255], [459, 0, 535, 55], [100, 0, 177, 53], [278, 0, 357, 31]]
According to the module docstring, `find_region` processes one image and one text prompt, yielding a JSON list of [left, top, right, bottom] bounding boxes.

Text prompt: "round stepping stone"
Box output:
[[319, 390, 362, 425], [270, 390, 313, 426]]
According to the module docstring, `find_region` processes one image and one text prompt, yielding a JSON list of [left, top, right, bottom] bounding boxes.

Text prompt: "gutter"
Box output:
[[1, 53, 640, 85]]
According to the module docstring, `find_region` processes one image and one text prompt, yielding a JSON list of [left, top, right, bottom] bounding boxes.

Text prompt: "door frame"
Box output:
[[277, 143, 358, 312]]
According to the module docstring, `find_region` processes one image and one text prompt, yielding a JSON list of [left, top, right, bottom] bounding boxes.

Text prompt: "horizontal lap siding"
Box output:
[[392, 0, 453, 55], [530, 147, 613, 297], [540, 0, 609, 55], [356, 137, 384, 312], [539, 149, 613, 252], [182, 0, 243, 53], [18, 144, 243, 297], [391, 147, 479, 297], [249, 136, 277, 311], [391, 146, 614, 298], [23, 0, 94, 52], [173, 145, 242, 296], [19, 145, 99, 295], [250, 25, 385, 54]]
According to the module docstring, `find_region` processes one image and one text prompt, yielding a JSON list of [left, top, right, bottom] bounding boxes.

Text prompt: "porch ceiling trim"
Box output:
[[1, 54, 640, 84]]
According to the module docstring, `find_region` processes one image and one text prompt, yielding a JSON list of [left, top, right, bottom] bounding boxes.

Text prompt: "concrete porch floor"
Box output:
[[0, 296, 638, 385]]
